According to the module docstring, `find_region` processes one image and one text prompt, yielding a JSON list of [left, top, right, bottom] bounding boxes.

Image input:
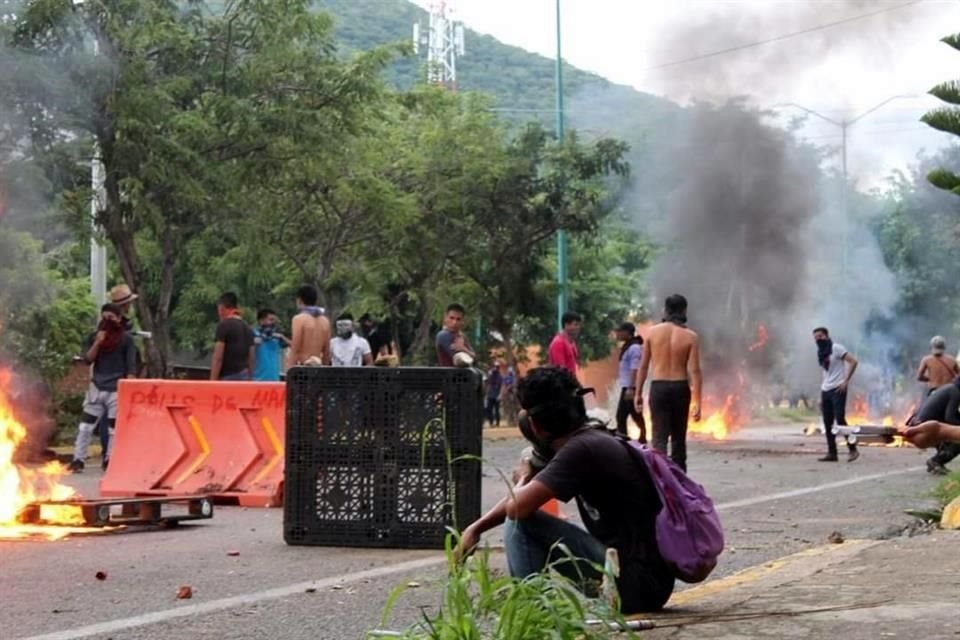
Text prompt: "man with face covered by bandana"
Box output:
[[812, 327, 860, 463], [68, 303, 137, 472], [330, 313, 373, 367]]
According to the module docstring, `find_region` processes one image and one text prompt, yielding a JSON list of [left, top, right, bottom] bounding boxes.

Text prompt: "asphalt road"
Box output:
[[4, 424, 941, 640]]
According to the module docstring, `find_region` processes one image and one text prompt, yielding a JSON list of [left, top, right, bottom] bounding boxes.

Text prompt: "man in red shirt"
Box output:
[[548, 311, 581, 377]]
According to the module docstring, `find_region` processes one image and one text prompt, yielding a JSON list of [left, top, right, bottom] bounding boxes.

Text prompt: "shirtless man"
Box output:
[[634, 294, 702, 471], [917, 336, 959, 396], [287, 284, 331, 367]]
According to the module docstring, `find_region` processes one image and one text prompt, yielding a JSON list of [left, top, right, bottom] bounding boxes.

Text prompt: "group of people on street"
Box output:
[[68, 283, 389, 472], [209, 284, 387, 382]]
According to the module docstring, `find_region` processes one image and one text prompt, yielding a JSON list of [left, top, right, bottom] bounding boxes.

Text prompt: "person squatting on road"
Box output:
[[456, 367, 675, 614], [908, 376, 960, 475], [904, 419, 960, 449], [615, 322, 646, 443], [634, 295, 702, 472], [69, 303, 137, 473], [813, 327, 860, 463], [917, 336, 959, 396]]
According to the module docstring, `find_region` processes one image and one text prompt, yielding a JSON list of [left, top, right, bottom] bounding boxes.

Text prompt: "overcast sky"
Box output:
[[415, 0, 960, 188]]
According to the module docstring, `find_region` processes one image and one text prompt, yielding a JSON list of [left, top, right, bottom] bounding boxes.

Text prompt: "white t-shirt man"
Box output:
[[821, 343, 848, 392], [330, 334, 372, 367]]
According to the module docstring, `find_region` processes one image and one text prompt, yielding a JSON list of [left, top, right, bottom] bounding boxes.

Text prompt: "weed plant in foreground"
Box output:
[[372, 533, 634, 640]]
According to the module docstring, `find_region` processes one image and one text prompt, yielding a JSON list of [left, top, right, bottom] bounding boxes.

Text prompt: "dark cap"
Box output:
[[617, 322, 636, 335]]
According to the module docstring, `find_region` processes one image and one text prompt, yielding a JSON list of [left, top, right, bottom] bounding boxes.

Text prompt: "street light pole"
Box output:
[[771, 95, 917, 279], [554, 0, 567, 331]]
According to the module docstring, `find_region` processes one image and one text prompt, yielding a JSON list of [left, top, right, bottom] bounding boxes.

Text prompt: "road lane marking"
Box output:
[[715, 466, 923, 511], [17, 555, 448, 640], [20, 465, 925, 639]]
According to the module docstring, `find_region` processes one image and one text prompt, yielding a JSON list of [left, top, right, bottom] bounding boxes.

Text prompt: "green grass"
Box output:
[[372, 537, 632, 639], [759, 406, 818, 424], [933, 472, 960, 507]]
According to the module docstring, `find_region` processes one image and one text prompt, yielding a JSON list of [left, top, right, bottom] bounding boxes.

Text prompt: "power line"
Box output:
[[644, 0, 925, 71], [802, 126, 938, 141]]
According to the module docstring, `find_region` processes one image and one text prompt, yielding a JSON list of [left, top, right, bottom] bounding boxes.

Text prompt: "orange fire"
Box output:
[[688, 394, 740, 440], [0, 367, 95, 539]]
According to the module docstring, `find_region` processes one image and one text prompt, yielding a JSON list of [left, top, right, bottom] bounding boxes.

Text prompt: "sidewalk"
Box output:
[[642, 531, 959, 638]]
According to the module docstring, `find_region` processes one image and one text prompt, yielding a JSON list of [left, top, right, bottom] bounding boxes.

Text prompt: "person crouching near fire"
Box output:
[[68, 303, 137, 473], [455, 366, 675, 614]]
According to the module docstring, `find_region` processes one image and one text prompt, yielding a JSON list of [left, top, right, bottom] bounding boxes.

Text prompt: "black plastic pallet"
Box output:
[[284, 367, 483, 548]]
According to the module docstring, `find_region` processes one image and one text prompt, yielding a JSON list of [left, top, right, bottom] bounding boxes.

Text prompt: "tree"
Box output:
[[922, 33, 960, 195], [2, 0, 396, 375], [448, 124, 630, 366], [0, 230, 91, 383]]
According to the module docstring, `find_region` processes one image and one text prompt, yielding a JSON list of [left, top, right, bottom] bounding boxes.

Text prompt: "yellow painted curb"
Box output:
[[665, 539, 879, 608]]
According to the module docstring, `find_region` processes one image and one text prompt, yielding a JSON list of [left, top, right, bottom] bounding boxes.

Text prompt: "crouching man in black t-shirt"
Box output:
[[455, 367, 675, 614]]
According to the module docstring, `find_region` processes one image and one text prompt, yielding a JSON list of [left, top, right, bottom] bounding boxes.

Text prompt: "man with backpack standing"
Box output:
[[455, 367, 722, 613]]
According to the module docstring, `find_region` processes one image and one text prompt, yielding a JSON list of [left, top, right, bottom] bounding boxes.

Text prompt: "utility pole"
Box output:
[[554, 0, 567, 330], [413, 1, 465, 91], [90, 143, 107, 308], [89, 33, 107, 308]]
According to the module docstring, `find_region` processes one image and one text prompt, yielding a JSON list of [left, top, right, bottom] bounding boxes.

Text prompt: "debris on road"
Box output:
[[828, 531, 845, 544], [176, 585, 193, 600], [406, 581, 422, 588], [95, 571, 107, 581], [305, 587, 317, 594], [226, 550, 240, 556]]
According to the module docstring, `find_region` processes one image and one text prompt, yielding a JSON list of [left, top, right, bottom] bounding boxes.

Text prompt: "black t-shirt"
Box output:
[[536, 429, 674, 609], [215, 317, 254, 378], [916, 382, 960, 425]]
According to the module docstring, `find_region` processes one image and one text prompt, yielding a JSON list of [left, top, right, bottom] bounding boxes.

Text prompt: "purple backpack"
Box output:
[[625, 442, 724, 583]]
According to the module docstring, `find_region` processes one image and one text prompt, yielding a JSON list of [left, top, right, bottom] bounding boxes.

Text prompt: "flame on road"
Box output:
[[0, 367, 94, 540]]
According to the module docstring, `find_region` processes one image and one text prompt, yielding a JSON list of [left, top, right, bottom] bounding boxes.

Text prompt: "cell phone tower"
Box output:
[[413, 1, 465, 91]]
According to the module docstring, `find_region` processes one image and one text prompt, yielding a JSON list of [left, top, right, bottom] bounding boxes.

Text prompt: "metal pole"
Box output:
[[89, 35, 107, 309], [554, 0, 567, 330], [841, 122, 848, 281], [90, 142, 107, 308]]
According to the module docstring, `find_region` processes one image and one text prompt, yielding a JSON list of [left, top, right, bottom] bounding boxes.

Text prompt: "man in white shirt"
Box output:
[[330, 313, 373, 367], [813, 326, 860, 462]]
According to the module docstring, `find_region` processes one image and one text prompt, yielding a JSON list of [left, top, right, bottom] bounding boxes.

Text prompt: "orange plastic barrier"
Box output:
[[100, 380, 286, 507], [541, 499, 561, 517]]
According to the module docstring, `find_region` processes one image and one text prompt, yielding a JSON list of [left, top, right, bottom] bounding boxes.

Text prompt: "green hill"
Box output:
[[314, 0, 673, 118]]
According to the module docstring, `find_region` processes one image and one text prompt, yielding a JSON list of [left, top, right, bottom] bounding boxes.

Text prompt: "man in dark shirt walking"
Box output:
[[68, 304, 137, 472], [210, 292, 255, 381], [910, 377, 960, 475]]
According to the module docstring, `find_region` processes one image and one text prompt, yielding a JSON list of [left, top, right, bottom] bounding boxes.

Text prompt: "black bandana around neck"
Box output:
[[817, 338, 833, 371]]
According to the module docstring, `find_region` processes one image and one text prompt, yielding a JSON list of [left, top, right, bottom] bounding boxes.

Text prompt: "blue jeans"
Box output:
[[220, 370, 250, 381], [504, 511, 606, 587], [504, 510, 676, 613]]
